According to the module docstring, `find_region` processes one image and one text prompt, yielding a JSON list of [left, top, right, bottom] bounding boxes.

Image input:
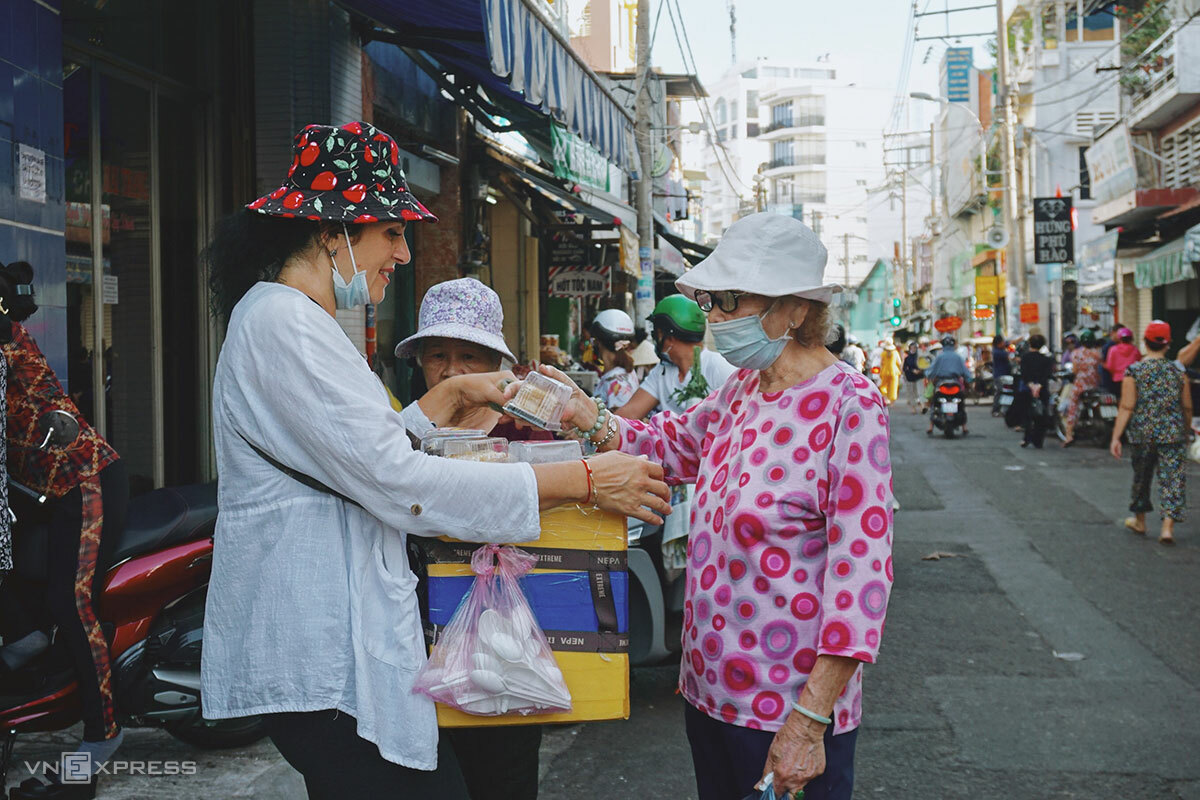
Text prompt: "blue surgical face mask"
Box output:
[[709, 301, 792, 371], [331, 222, 370, 309]]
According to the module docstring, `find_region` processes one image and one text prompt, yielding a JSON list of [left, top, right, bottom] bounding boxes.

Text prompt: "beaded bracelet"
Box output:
[[593, 413, 619, 448], [582, 400, 608, 439], [791, 702, 832, 726]]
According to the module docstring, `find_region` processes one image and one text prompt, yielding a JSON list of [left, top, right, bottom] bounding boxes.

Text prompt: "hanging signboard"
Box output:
[[974, 275, 999, 305], [1020, 302, 1040, 323], [973, 308, 994, 320], [934, 316, 963, 333], [548, 235, 589, 268], [944, 48, 973, 103], [548, 265, 611, 298], [551, 124, 611, 193], [1033, 196, 1074, 264]]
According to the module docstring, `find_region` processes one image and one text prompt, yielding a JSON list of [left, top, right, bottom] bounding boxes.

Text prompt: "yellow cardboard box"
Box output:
[[424, 505, 630, 728]]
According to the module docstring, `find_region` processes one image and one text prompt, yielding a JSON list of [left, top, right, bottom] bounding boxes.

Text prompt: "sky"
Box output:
[[646, 0, 1005, 133]]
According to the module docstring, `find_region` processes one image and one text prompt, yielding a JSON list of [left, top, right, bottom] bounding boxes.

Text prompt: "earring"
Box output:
[[329, 247, 339, 258]]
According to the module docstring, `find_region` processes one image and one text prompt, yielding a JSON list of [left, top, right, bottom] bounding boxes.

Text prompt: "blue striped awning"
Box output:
[[342, 0, 634, 171]]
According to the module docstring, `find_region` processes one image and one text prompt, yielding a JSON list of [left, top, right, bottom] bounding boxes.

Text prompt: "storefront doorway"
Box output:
[[61, 53, 208, 493]]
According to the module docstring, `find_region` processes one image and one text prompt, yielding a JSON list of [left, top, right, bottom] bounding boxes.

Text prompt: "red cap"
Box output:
[[1144, 320, 1171, 343]]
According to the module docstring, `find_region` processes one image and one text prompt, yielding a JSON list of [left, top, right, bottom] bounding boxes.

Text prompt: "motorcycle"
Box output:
[[928, 379, 968, 439], [1055, 377, 1119, 444], [995, 374, 1017, 420], [625, 515, 685, 667], [1, 413, 265, 793]]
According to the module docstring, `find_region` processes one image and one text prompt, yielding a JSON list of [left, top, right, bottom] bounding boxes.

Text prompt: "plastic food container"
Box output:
[[420, 429, 488, 456], [502, 372, 573, 431], [508, 440, 584, 464], [442, 437, 511, 462]]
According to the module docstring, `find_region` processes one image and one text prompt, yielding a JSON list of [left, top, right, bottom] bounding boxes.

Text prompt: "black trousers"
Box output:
[[447, 724, 542, 800], [1023, 394, 1050, 448], [265, 710, 471, 799], [684, 701, 857, 800]]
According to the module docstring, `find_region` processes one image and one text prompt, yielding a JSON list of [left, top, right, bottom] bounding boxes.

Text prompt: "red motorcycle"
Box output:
[[1, 415, 264, 792]]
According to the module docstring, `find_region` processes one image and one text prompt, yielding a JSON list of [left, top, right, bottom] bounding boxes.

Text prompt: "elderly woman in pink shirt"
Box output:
[[545, 213, 893, 800]]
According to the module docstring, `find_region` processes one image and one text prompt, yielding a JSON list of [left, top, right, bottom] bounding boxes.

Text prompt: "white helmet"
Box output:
[[590, 309, 636, 351]]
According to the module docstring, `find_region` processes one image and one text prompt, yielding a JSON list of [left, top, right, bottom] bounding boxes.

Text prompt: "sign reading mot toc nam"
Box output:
[[1033, 196, 1074, 265], [548, 265, 611, 298]]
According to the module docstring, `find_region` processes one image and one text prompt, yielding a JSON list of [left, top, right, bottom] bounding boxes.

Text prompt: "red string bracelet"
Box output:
[[580, 458, 595, 505]]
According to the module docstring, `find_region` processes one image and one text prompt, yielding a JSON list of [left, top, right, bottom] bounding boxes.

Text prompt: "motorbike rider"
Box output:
[[613, 294, 736, 419], [0, 260, 127, 796], [842, 334, 866, 373], [925, 335, 973, 436], [588, 309, 642, 413]]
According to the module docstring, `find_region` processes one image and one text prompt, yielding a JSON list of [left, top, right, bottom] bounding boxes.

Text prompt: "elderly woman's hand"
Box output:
[[761, 712, 827, 797], [418, 370, 516, 431], [534, 364, 601, 434], [587, 451, 672, 525]]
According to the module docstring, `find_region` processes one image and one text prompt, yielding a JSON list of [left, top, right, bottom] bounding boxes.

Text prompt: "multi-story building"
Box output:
[[1081, 0, 1200, 344], [688, 58, 891, 286]]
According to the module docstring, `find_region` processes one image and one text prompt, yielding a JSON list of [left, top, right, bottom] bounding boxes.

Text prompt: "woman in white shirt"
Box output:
[[201, 122, 670, 799]]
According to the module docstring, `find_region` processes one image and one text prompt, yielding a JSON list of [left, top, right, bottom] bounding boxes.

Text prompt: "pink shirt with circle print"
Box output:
[[618, 359, 894, 735]]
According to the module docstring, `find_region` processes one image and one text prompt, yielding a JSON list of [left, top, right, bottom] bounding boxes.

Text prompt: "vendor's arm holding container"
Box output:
[[202, 122, 669, 797], [541, 213, 894, 800]]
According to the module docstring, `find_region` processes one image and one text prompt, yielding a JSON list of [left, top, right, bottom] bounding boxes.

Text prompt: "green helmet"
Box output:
[[649, 294, 706, 342], [1079, 328, 1097, 345]]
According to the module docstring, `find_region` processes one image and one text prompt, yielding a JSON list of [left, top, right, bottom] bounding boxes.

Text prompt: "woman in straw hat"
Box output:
[[202, 121, 669, 797], [542, 212, 893, 800]]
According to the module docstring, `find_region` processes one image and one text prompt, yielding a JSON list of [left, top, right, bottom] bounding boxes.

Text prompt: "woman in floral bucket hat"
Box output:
[[202, 122, 670, 798]]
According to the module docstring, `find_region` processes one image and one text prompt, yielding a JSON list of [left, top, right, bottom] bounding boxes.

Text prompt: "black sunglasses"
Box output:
[[694, 290, 745, 313]]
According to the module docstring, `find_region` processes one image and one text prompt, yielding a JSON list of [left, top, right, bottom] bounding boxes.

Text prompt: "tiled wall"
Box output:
[[0, 0, 68, 384]]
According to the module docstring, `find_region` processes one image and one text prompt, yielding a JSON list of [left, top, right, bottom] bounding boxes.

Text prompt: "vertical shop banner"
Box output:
[[551, 125, 611, 193], [944, 48, 973, 103], [1084, 124, 1137, 206], [18, 144, 46, 203], [1033, 196, 1073, 264], [548, 265, 611, 297]]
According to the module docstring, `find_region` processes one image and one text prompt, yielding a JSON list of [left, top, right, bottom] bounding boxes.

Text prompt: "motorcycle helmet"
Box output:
[[648, 294, 706, 343], [941, 335, 956, 347], [1079, 329, 1097, 345], [589, 308, 637, 352]]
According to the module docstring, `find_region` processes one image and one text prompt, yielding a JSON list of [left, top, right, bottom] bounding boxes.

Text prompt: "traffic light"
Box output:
[[890, 298, 901, 326], [892, 298, 901, 311], [890, 315, 902, 327]]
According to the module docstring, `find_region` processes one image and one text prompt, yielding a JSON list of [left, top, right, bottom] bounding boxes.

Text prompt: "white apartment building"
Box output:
[[686, 58, 893, 285]]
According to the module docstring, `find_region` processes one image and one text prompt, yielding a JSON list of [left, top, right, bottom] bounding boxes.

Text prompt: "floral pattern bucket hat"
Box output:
[[247, 121, 438, 223]]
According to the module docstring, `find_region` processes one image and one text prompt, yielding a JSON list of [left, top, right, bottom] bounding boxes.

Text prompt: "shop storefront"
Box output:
[[1136, 237, 1200, 356]]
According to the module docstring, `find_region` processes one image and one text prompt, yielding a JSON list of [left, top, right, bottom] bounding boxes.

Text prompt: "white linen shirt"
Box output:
[[641, 348, 738, 415], [201, 282, 540, 770]]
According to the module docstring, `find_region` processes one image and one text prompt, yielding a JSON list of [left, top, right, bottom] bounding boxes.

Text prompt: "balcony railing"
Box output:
[[764, 116, 826, 133], [1124, 26, 1177, 106], [767, 154, 826, 169]]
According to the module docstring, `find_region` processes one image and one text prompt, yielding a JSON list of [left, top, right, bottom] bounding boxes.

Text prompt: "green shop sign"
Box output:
[[551, 124, 611, 192]]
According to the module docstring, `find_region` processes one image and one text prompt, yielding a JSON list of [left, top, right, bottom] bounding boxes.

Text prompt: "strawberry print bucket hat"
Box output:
[[247, 121, 437, 223]]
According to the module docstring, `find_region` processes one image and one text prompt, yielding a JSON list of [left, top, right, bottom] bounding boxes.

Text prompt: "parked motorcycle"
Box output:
[[928, 379, 968, 438], [995, 374, 1017, 420], [1054, 378, 1119, 444], [625, 516, 685, 667], [0, 414, 265, 792]]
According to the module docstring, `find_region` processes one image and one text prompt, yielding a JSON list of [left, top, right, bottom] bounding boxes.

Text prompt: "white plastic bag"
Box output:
[[413, 544, 571, 716]]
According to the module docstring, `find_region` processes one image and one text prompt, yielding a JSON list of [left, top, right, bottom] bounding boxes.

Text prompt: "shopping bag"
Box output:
[[742, 772, 804, 800], [413, 544, 572, 716]]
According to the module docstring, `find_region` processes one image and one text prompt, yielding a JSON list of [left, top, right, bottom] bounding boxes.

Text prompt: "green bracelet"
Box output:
[[583, 400, 607, 438], [791, 702, 832, 726]]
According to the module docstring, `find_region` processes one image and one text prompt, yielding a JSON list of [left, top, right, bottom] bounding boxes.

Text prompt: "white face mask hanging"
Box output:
[[330, 223, 370, 309]]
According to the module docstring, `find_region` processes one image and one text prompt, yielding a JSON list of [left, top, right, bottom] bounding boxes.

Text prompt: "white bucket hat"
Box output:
[[675, 212, 841, 304], [395, 278, 516, 362]]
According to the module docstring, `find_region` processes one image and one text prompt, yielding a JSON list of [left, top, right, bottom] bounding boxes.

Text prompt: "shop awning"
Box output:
[[345, 0, 634, 170], [1134, 237, 1195, 289], [1080, 279, 1115, 296], [654, 213, 713, 267], [655, 236, 686, 278], [1186, 222, 1200, 264]]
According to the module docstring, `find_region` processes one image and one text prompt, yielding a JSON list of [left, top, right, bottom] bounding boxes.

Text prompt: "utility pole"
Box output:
[[634, 0, 655, 326], [995, 0, 1026, 320], [899, 169, 908, 305]]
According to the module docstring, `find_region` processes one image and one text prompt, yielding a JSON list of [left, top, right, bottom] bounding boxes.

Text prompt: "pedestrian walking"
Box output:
[[1103, 327, 1141, 383], [990, 335, 1011, 415], [545, 212, 893, 800], [902, 341, 924, 414], [841, 335, 866, 374], [1110, 321, 1192, 545], [879, 341, 902, 405], [1019, 334, 1054, 449], [200, 121, 669, 798], [1062, 329, 1103, 447]]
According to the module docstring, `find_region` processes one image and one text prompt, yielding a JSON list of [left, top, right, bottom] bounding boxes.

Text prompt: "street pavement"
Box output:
[[6, 402, 1199, 798]]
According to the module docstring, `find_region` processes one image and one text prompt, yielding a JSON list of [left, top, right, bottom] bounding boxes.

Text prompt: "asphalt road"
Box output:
[[6, 403, 1199, 799]]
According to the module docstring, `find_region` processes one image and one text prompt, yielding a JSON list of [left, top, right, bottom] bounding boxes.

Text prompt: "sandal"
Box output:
[[1123, 518, 1146, 536]]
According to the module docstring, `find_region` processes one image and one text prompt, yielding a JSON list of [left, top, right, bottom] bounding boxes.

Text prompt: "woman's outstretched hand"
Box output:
[[417, 370, 516, 431], [587, 451, 671, 525], [533, 364, 601, 435]]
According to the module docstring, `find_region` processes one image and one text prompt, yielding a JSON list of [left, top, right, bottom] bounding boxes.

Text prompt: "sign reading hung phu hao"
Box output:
[[1033, 196, 1074, 265]]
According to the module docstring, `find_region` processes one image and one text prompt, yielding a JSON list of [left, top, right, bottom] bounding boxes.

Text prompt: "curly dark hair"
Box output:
[[205, 210, 363, 322]]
